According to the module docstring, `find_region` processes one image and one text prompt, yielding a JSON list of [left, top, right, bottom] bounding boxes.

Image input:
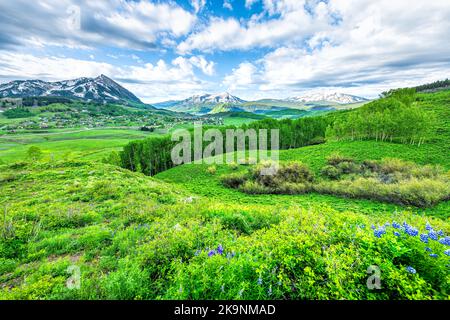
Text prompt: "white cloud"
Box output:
[[223, 0, 233, 11], [0, 52, 217, 103], [191, 0, 206, 14], [177, 0, 330, 53], [0, 0, 196, 51], [218, 0, 450, 98], [188, 56, 216, 76], [223, 62, 258, 91], [245, 0, 258, 9], [0, 52, 116, 81]]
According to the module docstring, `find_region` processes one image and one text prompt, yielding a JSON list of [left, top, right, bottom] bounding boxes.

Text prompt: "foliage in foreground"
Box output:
[[0, 161, 448, 300]]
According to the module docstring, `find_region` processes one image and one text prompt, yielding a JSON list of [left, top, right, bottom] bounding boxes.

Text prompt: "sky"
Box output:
[[0, 0, 449, 103]]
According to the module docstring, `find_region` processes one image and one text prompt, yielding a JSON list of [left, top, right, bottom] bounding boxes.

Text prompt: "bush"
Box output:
[[326, 153, 355, 166], [239, 180, 269, 194], [251, 161, 314, 188], [336, 161, 361, 174], [321, 165, 341, 180], [27, 146, 43, 161], [221, 172, 248, 189], [207, 165, 217, 175], [274, 182, 310, 195]]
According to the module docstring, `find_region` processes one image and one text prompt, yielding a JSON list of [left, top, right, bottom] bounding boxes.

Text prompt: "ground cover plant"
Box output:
[[0, 89, 449, 300], [221, 157, 450, 208], [0, 160, 448, 300]]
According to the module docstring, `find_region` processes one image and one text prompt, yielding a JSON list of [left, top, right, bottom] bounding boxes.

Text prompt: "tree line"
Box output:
[[120, 116, 330, 176], [327, 89, 435, 145]]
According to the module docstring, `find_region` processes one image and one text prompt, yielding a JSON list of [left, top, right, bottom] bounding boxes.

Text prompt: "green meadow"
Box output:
[[0, 88, 449, 300]]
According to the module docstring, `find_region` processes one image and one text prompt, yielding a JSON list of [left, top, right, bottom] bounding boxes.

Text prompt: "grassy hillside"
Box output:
[[0, 161, 449, 299], [0, 89, 449, 300], [156, 140, 450, 219]]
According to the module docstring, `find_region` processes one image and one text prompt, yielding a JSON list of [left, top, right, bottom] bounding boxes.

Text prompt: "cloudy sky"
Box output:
[[0, 0, 449, 103]]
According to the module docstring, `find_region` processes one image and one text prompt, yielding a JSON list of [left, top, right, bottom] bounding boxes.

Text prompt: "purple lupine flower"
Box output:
[[437, 230, 445, 236], [428, 230, 438, 241], [394, 232, 401, 237], [374, 227, 386, 238], [406, 266, 416, 274], [371, 225, 376, 230], [425, 247, 432, 252], [420, 234, 429, 244], [429, 253, 438, 258], [392, 222, 401, 229], [444, 249, 450, 256], [208, 250, 216, 257], [217, 244, 224, 255], [404, 225, 418, 237], [425, 222, 433, 231], [439, 237, 450, 246]]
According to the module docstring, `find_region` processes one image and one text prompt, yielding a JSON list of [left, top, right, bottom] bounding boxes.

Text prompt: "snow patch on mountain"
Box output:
[[288, 92, 368, 104]]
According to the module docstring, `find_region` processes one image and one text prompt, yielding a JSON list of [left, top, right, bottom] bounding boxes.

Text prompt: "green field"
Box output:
[[0, 128, 155, 163], [0, 89, 449, 300]]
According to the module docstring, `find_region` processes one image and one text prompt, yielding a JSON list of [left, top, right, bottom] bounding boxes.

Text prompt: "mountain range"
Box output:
[[154, 92, 368, 115], [0, 75, 142, 105], [0, 75, 369, 116]]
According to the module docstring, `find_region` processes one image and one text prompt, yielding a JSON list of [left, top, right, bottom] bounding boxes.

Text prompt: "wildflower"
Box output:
[[257, 277, 263, 285], [425, 247, 432, 252], [420, 234, 429, 244], [437, 230, 445, 237], [208, 250, 216, 257], [429, 254, 438, 258], [404, 226, 418, 237], [394, 232, 401, 237], [392, 222, 401, 229], [428, 230, 438, 241], [374, 227, 386, 238], [444, 249, 450, 256], [406, 266, 416, 274], [425, 222, 433, 231], [371, 225, 376, 230], [438, 237, 450, 246], [217, 244, 224, 255]]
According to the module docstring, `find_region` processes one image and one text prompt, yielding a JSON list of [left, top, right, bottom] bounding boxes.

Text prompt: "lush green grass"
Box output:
[[0, 89, 448, 300], [0, 161, 448, 299], [0, 128, 155, 163], [156, 140, 450, 219]]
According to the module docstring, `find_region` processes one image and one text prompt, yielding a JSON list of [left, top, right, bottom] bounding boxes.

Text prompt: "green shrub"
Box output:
[[321, 165, 341, 180], [326, 153, 355, 166], [207, 165, 217, 175], [27, 146, 43, 162], [221, 172, 248, 189], [239, 181, 269, 194]]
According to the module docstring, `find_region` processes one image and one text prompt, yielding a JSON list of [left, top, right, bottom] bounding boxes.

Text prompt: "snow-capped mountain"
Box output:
[[0, 75, 142, 104], [156, 92, 246, 114], [179, 92, 245, 105], [288, 92, 368, 104]]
